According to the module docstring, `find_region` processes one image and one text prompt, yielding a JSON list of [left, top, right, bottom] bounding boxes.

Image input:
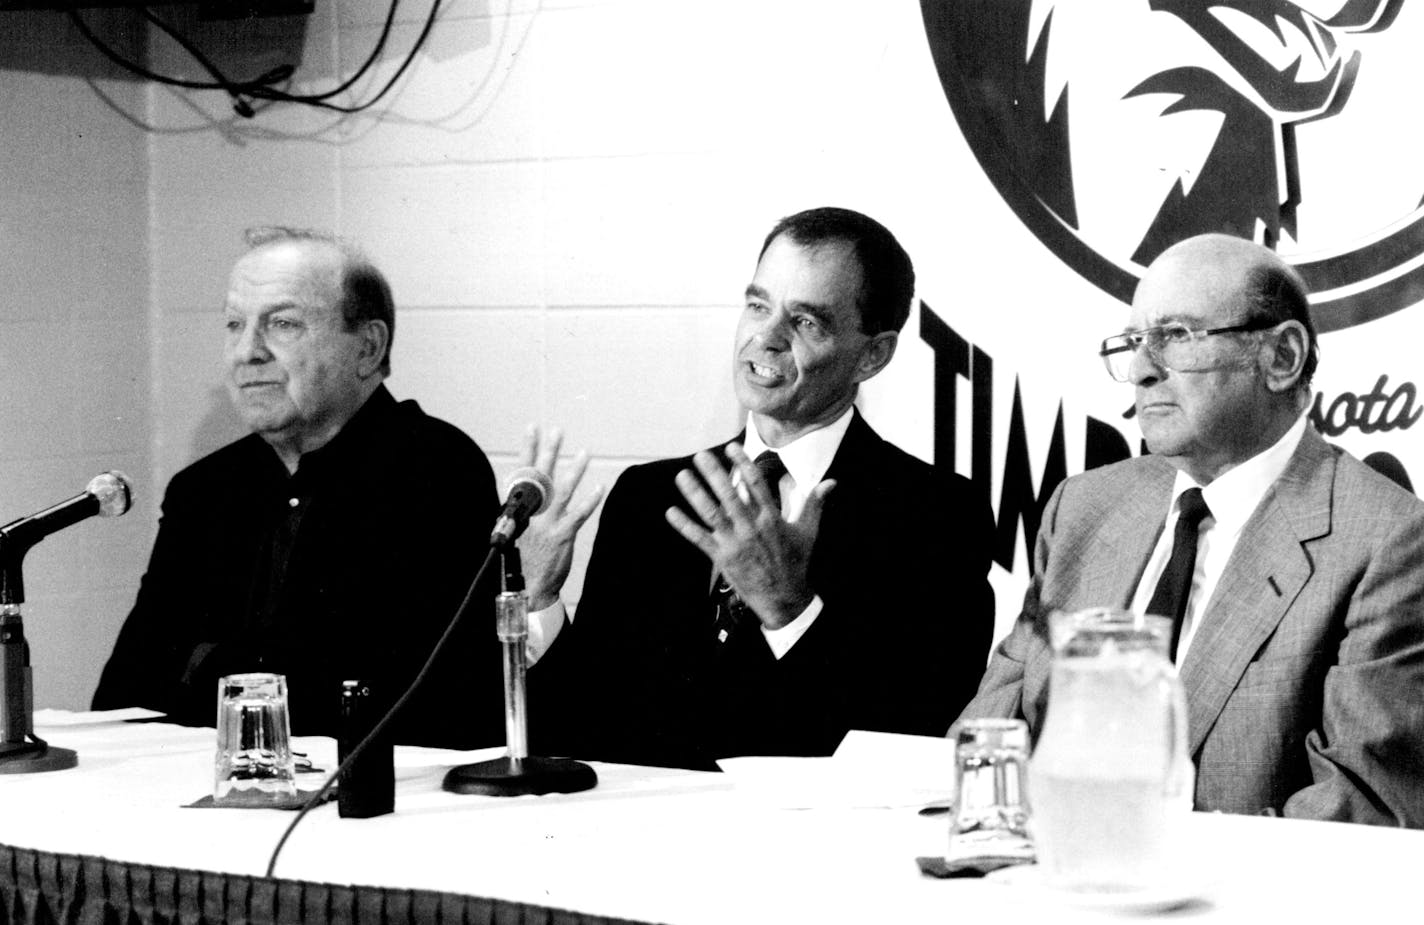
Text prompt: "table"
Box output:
[[2, 714, 1421, 924]]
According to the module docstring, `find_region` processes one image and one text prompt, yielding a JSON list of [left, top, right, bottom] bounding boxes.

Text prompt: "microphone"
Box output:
[[1, 471, 134, 770], [0, 471, 134, 551], [489, 468, 552, 547]]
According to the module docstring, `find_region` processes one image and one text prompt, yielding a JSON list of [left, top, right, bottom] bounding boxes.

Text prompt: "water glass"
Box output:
[[214, 672, 296, 804], [946, 718, 1035, 862]]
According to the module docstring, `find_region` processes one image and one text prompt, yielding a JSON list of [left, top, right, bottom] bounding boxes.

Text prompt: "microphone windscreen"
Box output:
[[88, 471, 134, 518], [504, 467, 553, 517]]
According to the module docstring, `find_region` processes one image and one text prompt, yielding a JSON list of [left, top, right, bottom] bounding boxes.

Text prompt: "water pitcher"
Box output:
[[1027, 608, 1194, 892]]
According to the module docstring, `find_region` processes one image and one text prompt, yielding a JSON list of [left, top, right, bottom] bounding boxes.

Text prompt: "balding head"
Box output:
[[1147, 234, 1317, 390], [1125, 233, 1315, 484]]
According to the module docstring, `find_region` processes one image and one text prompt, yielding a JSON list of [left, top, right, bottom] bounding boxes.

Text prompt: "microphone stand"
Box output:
[[0, 533, 78, 773], [442, 548, 596, 796]]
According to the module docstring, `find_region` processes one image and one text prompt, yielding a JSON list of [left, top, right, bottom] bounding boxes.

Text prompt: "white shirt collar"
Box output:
[[1169, 410, 1310, 535], [740, 406, 855, 511]]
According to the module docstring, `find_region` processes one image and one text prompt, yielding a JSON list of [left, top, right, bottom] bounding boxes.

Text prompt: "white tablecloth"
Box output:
[[4, 713, 1420, 924]]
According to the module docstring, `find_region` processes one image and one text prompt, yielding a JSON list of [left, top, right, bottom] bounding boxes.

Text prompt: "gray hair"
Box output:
[[1243, 259, 1317, 391]]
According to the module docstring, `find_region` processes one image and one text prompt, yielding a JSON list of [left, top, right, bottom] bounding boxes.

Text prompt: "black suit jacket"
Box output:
[[535, 411, 994, 769], [93, 387, 503, 748]]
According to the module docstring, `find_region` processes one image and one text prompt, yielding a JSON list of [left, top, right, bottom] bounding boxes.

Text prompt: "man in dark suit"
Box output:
[[523, 207, 995, 770], [93, 227, 502, 748], [960, 233, 1424, 825]]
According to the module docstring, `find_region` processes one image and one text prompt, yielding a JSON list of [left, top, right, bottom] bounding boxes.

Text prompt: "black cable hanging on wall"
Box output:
[[67, 0, 443, 119]]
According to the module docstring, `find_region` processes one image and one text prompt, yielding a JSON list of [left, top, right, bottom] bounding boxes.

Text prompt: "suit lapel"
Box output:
[[820, 410, 876, 483], [808, 411, 876, 576], [1177, 429, 1335, 755]]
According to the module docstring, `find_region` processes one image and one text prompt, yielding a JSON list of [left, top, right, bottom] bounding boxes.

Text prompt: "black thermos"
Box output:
[[338, 679, 395, 818]]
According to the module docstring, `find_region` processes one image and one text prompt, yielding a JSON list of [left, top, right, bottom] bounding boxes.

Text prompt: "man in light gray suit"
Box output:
[[961, 233, 1424, 826]]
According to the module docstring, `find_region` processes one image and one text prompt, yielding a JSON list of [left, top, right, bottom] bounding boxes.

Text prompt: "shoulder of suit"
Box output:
[[836, 413, 931, 474], [610, 453, 698, 493], [1069, 453, 1171, 484], [848, 436, 958, 498], [362, 401, 497, 510], [165, 403, 493, 500], [1327, 441, 1424, 513], [609, 421, 946, 489], [1052, 455, 1176, 509], [389, 398, 484, 458], [167, 433, 271, 493]]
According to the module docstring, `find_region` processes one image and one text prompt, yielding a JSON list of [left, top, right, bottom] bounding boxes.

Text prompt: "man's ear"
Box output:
[[356, 319, 390, 378], [1260, 319, 1308, 394], [853, 331, 899, 384]]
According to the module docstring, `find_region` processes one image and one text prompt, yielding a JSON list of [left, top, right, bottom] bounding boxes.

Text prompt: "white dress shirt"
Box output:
[[1129, 411, 1310, 664], [738, 405, 854, 656], [525, 406, 854, 664]]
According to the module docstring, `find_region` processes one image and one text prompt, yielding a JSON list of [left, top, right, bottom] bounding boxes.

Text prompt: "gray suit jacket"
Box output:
[[961, 426, 1424, 825]]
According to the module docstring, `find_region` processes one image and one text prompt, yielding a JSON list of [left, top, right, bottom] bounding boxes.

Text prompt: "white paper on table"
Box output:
[[716, 730, 956, 809], [33, 707, 165, 727]]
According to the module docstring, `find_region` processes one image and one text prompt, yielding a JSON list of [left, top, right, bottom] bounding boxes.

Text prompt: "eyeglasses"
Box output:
[[1098, 318, 1281, 382]]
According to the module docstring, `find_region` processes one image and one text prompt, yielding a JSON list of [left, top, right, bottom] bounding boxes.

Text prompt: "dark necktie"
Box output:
[[751, 450, 788, 511], [1145, 487, 1211, 660], [711, 451, 787, 644]]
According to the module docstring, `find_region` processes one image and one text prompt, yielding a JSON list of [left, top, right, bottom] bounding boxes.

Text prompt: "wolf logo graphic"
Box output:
[[921, 0, 1424, 330]]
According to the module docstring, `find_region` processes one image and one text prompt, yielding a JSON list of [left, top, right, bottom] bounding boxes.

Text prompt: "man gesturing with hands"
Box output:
[[666, 441, 830, 633], [528, 207, 995, 770]]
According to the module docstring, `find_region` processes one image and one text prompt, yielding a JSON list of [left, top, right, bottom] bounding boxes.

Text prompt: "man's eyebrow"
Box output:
[[223, 301, 309, 321], [262, 301, 305, 315], [1122, 313, 1189, 334], [791, 300, 836, 325], [742, 285, 837, 328]]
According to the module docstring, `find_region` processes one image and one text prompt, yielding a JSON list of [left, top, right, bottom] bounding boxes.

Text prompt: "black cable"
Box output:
[[66, 1, 441, 118], [265, 543, 499, 878], [68, 7, 293, 121], [67, 9, 240, 90], [249, 0, 442, 114], [142, 8, 259, 117], [69, 9, 290, 92], [252, 0, 401, 104]]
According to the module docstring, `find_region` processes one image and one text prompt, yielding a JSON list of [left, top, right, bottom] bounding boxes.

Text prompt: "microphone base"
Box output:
[[0, 741, 77, 774], [442, 755, 596, 797]]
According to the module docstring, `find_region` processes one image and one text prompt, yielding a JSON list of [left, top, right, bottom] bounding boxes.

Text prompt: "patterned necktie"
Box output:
[[711, 451, 787, 643], [1145, 487, 1212, 660]]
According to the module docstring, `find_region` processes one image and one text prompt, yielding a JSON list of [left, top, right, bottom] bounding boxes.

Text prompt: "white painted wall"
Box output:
[[0, 14, 154, 710]]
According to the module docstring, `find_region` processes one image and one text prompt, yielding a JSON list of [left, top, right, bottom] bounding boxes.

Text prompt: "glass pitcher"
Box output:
[[1027, 608, 1194, 892]]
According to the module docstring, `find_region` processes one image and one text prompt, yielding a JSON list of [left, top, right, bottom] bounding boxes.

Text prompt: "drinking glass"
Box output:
[[946, 718, 1035, 862], [214, 672, 296, 804]]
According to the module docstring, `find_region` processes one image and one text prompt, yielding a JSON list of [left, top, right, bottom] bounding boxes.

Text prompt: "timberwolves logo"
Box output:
[[921, 0, 1423, 332]]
